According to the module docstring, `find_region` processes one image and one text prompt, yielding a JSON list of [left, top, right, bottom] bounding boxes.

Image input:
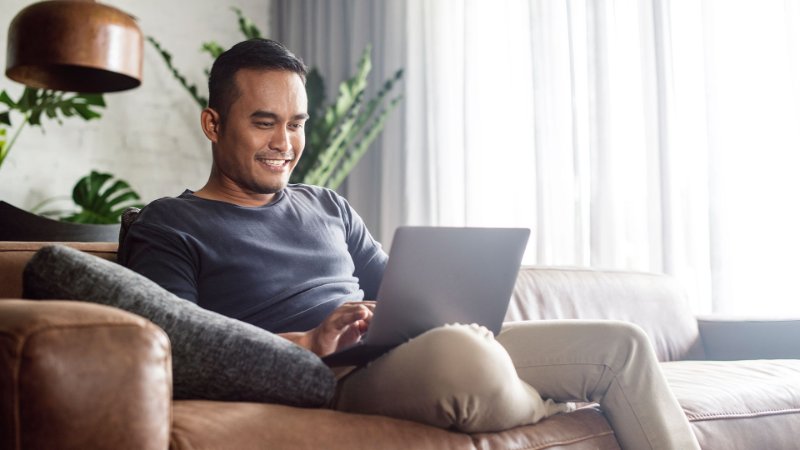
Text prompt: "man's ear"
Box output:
[[201, 107, 221, 142]]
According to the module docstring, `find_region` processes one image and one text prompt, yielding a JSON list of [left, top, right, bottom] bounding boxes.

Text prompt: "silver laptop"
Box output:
[[322, 226, 530, 367]]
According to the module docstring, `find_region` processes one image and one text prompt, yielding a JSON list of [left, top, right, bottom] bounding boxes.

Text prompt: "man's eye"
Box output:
[[255, 122, 274, 128], [290, 123, 304, 129]]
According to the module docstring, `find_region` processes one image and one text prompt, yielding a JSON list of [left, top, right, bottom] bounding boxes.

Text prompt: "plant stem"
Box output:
[[0, 112, 29, 169]]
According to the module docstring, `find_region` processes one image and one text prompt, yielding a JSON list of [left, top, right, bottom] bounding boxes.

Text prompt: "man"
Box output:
[[120, 38, 699, 450]]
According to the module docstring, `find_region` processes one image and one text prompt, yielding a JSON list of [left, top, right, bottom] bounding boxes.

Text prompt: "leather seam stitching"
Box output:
[[478, 429, 616, 450], [688, 408, 800, 422]]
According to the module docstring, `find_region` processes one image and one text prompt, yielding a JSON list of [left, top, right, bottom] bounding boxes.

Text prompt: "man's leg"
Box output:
[[497, 320, 700, 450], [334, 323, 572, 432]]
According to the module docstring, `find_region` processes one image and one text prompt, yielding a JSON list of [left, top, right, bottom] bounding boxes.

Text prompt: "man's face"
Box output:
[[210, 69, 308, 198]]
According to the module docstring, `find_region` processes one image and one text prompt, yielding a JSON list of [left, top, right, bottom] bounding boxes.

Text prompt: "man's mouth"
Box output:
[[259, 159, 289, 167], [255, 155, 293, 168]]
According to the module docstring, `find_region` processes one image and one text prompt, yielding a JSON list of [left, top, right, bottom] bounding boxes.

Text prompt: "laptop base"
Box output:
[[321, 343, 395, 367]]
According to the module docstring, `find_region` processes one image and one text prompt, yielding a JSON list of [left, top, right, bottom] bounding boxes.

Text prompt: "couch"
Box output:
[[2, 241, 799, 449]]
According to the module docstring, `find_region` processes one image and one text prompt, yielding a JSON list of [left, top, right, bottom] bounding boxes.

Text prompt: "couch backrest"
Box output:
[[0, 242, 117, 299], [506, 266, 705, 362], [2, 242, 704, 362]]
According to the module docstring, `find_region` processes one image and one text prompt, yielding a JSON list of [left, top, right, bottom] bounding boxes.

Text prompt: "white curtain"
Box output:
[[401, 0, 717, 312], [274, 0, 800, 316], [694, 0, 800, 315]]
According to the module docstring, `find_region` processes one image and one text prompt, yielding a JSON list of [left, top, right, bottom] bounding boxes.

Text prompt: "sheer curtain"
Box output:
[[400, 0, 716, 312], [274, 0, 800, 316], [691, 0, 800, 315]]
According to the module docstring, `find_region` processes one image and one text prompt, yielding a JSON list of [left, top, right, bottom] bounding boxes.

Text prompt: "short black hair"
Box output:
[[207, 38, 307, 123]]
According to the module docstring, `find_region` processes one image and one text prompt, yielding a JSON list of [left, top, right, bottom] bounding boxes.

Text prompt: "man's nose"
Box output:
[[269, 127, 291, 152]]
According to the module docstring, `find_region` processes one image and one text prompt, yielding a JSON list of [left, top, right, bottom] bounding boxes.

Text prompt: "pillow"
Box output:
[[22, 244, 336, 407]]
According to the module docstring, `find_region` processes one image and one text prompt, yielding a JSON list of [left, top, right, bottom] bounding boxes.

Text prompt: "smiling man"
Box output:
[[121, 39, 384, 343], [120, 39, 700, 450]]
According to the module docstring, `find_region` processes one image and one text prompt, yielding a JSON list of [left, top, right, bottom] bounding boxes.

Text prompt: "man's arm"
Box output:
[[338, 197, 388, 299], [119, 221, 200, 303]]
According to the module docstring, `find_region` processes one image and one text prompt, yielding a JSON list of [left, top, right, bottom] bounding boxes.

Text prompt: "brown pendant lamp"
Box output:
[[5, 0, 143, 93]]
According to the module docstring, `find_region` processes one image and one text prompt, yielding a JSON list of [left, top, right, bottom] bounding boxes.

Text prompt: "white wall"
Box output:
[[0, 0, 271, 210]]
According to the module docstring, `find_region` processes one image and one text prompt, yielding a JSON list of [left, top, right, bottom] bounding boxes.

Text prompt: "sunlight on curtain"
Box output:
[[462, 3, 537, 230], [695, 0, 800, 316], [405, 0, 562, 264], [405, 0, 709, 304], [405, 0, 800, 315]]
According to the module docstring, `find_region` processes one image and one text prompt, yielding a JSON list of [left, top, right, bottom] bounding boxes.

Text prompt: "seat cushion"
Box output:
[[662, 360, 800, 450], [22, 244, 336, 407], [170, 401, 620, 450], [470, 405, 620, 450]]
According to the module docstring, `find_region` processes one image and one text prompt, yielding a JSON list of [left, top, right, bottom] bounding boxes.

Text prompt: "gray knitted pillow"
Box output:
[[22, 245, 335, 407]]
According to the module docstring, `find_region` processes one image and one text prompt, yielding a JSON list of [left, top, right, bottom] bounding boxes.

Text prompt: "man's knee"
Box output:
[[602, 321, 652, 352], [412, 323, 516, 388], [590, 321, 659, 376], [413, 324, 575, 431], [405, 324, 530, 429]]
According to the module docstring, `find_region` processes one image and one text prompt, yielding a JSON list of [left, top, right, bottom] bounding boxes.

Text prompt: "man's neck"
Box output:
[[193, 183, 277, 207]]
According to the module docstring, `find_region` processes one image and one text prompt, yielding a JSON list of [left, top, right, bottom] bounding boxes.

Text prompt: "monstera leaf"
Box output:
[[0, 87, 106, 169], [61, 171, 144, 224]]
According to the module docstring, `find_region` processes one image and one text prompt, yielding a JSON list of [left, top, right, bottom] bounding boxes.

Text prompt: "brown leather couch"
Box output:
[[2, 241, 799, 449]]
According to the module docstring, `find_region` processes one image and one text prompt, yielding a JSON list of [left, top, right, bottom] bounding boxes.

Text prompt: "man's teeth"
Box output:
[[261, 159, 286, 166]]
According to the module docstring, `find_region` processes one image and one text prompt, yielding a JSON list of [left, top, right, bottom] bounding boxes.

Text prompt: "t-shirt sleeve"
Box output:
[[118, 221, 200, 303], [338, 197, 388, 300]]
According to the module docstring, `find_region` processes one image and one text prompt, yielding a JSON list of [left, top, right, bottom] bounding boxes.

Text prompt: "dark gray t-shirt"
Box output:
[[118, 185, 388, 333]]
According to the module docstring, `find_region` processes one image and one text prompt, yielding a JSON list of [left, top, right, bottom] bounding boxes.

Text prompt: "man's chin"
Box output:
[[251, 179, 289, 195]]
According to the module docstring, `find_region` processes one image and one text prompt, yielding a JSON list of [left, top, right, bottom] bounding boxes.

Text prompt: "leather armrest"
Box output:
[[697, 316, 800, 360], [0, 299, 172, 450]]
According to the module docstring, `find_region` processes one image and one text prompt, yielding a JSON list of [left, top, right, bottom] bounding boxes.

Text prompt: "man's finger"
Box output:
[[330, 306, 370, 329], [343, 300, 376, 308]]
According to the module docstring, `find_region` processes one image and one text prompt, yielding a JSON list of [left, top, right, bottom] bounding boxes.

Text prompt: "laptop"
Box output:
[[322, 226, 530, 367]]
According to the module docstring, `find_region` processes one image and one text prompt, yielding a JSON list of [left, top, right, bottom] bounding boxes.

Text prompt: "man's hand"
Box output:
[[281, 301, 375, 357]]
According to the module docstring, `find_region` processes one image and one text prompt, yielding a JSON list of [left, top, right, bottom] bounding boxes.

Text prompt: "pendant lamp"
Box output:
[[5, 0, 143, 93]]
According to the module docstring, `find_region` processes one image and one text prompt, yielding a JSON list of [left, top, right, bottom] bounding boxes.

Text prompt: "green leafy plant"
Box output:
[[0, 87, 141, 223], [0, 87, 106, 170], [148, 7, 403, 190], [32, 170, 144, 224], [147, 8, 261, 109], [294, 47, 402, 188]]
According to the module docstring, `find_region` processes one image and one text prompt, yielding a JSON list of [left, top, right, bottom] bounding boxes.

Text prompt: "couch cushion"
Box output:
[[22, 244, 336, 407], [0, 241, 117, 299], [119, 206, 141, 247], [171, 400, 473, 450], [470, 406, 620, 450], [170, 401, 620, 450], [662, 360, 800, 450]]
